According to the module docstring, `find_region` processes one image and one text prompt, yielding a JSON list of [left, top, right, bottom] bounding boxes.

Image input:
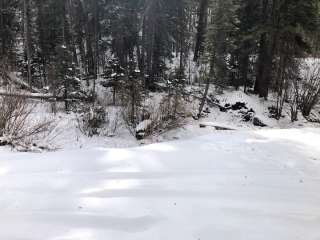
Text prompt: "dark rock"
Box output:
[[240, 108, 255, 122], [0, 140, 13, 146], [136, 131, 145, 140], [253, 117, 267, 127], [242, 112, 254, 122], [231, 102, 247, 111], [0, 140, 8, 146], [221, 102, 248, 112], [203, 107, 211, 114], [220, 106, 228, 112]]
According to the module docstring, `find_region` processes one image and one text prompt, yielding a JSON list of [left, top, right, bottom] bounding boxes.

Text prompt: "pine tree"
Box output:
[[0, 0, 19, 60], [205, 0, 239, 90], [233, 0, 260, 91], [194, 0, 209, 62]]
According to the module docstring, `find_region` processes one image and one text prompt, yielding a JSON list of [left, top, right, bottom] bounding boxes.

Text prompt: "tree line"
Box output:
[[0, 0, 319, 118]]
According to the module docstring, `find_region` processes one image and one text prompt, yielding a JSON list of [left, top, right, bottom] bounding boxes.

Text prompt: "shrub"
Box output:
[[298, 59, 320, 117], [0, 94, 53, 147], [133, 94, 188, 140], [77, 105, 106, 137]]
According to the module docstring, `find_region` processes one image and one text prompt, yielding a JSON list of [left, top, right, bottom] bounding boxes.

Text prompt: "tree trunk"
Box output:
[[24, 0, 32, 87], [0, 0, 5, 56], [92, 0, 99, 105], [255, 0, 280, 99], [197, 76, 210, 118], [254, 0, 269, 97], [194, 0, 209, 62]]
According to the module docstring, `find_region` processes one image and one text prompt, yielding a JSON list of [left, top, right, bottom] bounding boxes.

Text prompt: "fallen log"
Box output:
[[8, 73, 42, 93], [0, 91, 55, 100], [199, 122, 236, 130], [190, 94, 226, 110], [0, 91, 92, 102]]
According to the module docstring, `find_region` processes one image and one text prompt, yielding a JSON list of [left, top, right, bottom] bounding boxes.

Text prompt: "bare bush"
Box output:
[[0, 94, 53, 147], [134, 94, 188, 139], [77, 105, 106, 137], [280, 59, 320, 121], [298, 59, 320, 116], [0, 58, 10, 86], [77, 103, 123, 137], [286, 72, 302, 122]]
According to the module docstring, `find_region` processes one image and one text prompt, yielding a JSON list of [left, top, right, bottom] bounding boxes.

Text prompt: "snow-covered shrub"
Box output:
[[135, 119, 153, 140], [78, 105, 106, 137], [78, 105, 123, 137], [134, 95, 188, 140], [159, 94, 188, 123]]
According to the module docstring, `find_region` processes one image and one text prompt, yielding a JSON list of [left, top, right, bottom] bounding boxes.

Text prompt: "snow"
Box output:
[[1, 128, 320, 240], [196, 89, 318, 129], [136, 119, 152, 132], [31, 106, 138, 150], [199, 121, 238, 130], [17, 87, 318, 150]]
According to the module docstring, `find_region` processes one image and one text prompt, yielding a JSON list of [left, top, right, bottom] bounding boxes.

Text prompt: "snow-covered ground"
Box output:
[[0, 128, 320, 240], [25, 89, 319, 150]]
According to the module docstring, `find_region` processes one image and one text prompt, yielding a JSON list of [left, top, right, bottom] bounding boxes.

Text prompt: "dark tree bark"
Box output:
[[24, 0, 32, 86], [194, 0, 209, 62], [255, 0, 279, 99], [197, 76, 210, 118], [255, 0, 269, 97]]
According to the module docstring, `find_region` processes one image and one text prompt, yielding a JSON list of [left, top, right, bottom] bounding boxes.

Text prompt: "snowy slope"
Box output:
[[152, 89, 320, 143], [0, 128, 320, 240], [13, 88, 319, 150]]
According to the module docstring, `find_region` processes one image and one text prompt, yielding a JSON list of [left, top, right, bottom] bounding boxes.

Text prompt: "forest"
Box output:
[[1, 1, 320, 238], [0, 0, 320, 148]]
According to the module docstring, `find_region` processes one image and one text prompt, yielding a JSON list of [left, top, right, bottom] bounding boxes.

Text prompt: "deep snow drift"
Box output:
[[0, 128, 320, 240]]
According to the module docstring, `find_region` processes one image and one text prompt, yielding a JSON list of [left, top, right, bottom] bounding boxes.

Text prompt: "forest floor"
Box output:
[[28, 88, 320, 150], [0, 128, 319, 239]]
